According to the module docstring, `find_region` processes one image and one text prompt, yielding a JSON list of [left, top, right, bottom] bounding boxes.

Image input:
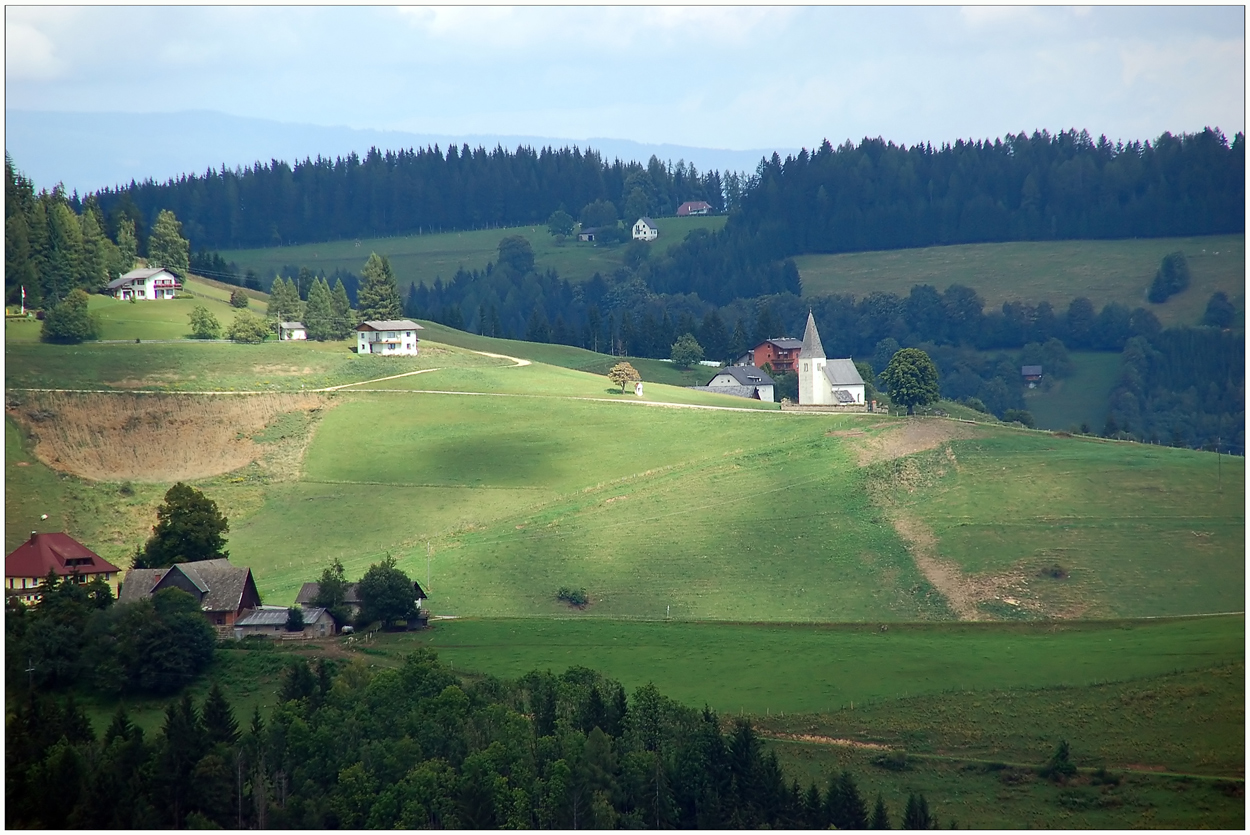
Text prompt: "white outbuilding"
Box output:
[[279, 322, 307, 340], [356, 319, 423, 356]]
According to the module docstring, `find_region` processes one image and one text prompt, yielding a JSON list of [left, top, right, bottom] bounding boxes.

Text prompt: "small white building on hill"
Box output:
[[107, 267, 182, 300], [356, 320, 423, 356], [279, 322, 307, 340], [632, 217, 659, 241]]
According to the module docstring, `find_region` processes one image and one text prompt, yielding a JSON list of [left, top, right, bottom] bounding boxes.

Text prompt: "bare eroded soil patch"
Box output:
[[7, 391, 328, 482], [850, 418, 981, 467]]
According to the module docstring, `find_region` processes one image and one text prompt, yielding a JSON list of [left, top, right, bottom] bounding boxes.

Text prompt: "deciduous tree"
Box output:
[[188, 305, 221, 339], [607, 361, 640, 393], [879, 347, 940, 415], [226, 310, 270, 343], [356, 555, 419, 628], [136, 482, 229, 569], [669, 333, 704, 369], [40, 289, 97, 343]]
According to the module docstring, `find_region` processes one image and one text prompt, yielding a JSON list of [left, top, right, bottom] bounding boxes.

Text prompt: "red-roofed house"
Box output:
[[5, 532, 122, 605], [676, 201, 713, 217]]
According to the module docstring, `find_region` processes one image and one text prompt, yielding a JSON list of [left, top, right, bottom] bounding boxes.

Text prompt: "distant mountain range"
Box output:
[[5, 109, 791, 196]]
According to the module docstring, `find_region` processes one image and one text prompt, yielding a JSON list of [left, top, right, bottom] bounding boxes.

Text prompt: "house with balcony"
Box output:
[[355, 320, 423, 356], [106, 267, 183, 300]]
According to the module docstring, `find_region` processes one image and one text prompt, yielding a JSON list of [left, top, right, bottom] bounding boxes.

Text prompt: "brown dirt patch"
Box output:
[[891, 512, 1042, 621], [851, 418, 981, 467], [7, 391, 328, 482], [765, 732, 891, 750]]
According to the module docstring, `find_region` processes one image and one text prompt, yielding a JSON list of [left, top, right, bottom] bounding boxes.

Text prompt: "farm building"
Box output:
[[739, 338, 804, 373], [233, 605, 334, 640], [356, 320, 423, 356], [797, 311, 866, 407], [118, 558, 262, 629], [632, 217, 659, 241], [577, 227, 599, 242], [5, 532, 122, 605], [698, 365, 776, 402], [279, 322, 307, 340], [107, 267, 182, 301], [1021, 365, 1043, 387], [677, 201, 713, 216], [295, 580, 364, 619]]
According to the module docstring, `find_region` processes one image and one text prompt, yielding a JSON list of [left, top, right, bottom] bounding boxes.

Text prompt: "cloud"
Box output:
[[6, 21, 64, 80]]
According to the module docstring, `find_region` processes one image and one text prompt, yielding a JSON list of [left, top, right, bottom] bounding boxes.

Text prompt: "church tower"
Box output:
[[798, 310, 830, 405]]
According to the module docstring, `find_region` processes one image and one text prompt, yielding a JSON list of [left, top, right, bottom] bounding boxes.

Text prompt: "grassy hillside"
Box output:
[[795, 234, 1244, 326], [218, 215, 728, 290], [1022, 351, 1122, 431]]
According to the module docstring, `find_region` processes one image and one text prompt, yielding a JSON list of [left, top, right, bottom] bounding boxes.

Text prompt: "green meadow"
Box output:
[[218, 214, 728, 290], [795, 234, 1244, 326], [1022, 351, 1122, 431]]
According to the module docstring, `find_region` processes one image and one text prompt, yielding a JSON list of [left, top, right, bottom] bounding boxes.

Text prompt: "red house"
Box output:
[[744, 338, 805, 373], [676, 201, 713, 217], [6, 532, 122, 605]]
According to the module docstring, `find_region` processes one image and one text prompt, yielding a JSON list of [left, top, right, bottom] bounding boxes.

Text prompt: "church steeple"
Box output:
[[799, 310, 825, 360]]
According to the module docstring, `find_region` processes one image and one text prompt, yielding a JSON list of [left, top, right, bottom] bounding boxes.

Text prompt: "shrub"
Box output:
[[188, 305, 221, 339], [1003, 409, 1035, 428], [229, 287, 250, 308], [40, 290, 97, 344], [1147, 251, 1191, 303], [557, 586, 589, 607], [1040, 739, 1078, 782], [226, 310, 269, 343]]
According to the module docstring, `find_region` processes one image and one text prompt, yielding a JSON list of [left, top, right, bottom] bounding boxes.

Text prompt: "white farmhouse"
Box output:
[[702, 365, 775, 402], [279, 322, 307, 341], [797, 311, 866, 406], [632, 217, 659, 241], [356, 319, 423, 356], [107, 267, 182, 300]]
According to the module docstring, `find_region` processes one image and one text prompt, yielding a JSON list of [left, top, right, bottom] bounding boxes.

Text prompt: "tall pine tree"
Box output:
[[304, 276, 334, 340], [357, 253, 402, 321]]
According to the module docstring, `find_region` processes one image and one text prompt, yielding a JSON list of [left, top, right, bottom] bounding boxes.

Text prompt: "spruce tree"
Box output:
[[304, 276, 334, 340], [357, 252, 402, 321], [201, 683, 239, 747], [114, 217, 137, 274], [331, 277, 354, 338], [870, 792, 891, 829]]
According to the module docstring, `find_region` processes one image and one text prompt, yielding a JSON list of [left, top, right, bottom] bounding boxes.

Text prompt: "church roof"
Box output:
[[799, 311, 825, 360], [823, 359, 865, 387]]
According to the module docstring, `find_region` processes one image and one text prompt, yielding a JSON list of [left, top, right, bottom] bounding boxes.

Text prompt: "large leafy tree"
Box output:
[[357, 253, 402, 321], [878, 347, 940, 415], [356, 555, 419, 628], [669, 333, 704, 369], [312, 558, 351, 627], [146, 209, 190, 274], [136, 483, 229, 569], [496, 235, 535, 274]]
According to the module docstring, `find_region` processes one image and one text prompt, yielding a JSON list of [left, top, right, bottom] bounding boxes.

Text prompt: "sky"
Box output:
[[5, 5, 1246, 152]]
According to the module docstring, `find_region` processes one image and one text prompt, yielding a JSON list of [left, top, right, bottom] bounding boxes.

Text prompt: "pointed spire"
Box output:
[[799, 310, 825, 360]]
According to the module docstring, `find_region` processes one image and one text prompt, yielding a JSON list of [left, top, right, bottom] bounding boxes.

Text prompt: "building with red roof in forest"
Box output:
[[5, 532, 121, 605]]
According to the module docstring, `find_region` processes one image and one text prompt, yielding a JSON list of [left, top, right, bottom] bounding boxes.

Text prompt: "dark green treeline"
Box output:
[[87, 145, 729, 250], [6, 649, 920, 830]]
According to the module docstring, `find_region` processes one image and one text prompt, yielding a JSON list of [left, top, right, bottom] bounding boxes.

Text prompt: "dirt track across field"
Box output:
[[843, 417, 982, 466]]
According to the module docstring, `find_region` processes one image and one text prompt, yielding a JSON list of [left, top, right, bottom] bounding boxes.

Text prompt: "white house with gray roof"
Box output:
[[356, 319, 423, 356], [631, 217, 659, 241], [107, 267, 182, 300], [797, 311, 866, 406], [701, 365, 775, 402]]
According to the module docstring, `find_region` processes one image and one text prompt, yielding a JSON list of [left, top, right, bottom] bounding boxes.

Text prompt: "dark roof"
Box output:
[[709, 365, 775, 387], [834, 389, 857, 404], [413, 580, 428, 600], [106, 267, 182, 289], [357, 320, 422, 332], [757, 338, 804, 351], [635, 217, 656, 227], [677, 201, 713, 214], [295, 581, 363, 606], [689, 385, 758, 399], [799, 311, 825, 360], [824, 359, 865, 387], [6, 532, 120, 579], [235, 605, 330, 627], [120, 558, 258, 613], [1021, 365, 1043, 376]]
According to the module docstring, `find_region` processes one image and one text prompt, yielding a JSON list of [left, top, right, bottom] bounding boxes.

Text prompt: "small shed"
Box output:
[[577, 227, 599, 242], [279, 322, 307, 341], [233, 605, 334, 640]]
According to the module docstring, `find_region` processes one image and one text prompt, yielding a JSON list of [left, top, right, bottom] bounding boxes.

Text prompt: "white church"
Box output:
[[797, 311, 867, 407]]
